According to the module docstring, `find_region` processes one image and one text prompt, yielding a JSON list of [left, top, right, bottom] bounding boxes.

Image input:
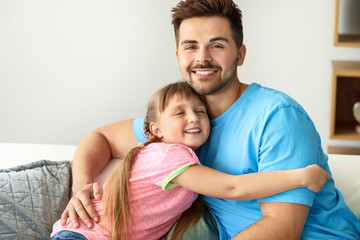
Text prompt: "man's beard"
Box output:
[[184, 58, 238, 96]]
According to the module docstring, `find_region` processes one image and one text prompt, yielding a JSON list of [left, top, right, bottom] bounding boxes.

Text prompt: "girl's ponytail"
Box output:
[[168, 197, 206, 240], [103, 139, 158, 240]]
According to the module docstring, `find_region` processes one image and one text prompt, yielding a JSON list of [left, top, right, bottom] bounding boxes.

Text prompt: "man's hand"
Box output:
[[61, 183, 103, 228], [62, 119, 138, 228]]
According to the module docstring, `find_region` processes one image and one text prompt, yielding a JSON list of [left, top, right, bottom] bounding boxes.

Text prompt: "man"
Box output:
[[62, 0, 360, 239]]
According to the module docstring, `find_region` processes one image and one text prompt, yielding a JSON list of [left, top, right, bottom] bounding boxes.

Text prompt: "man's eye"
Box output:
[[212, 44, 223, 49], [185, 46, 195, 50], [175, 112, 184, 115]]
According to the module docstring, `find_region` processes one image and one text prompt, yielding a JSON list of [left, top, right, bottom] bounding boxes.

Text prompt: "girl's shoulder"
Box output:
[[145, 142, 196, 157]]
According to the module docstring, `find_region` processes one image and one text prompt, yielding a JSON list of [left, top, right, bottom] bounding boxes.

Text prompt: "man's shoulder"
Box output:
[[133, 116, 148, 143], [248, 83, 307, 115]]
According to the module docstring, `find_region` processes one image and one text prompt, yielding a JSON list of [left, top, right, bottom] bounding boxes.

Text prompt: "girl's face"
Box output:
[[150, 94, 210, 150]]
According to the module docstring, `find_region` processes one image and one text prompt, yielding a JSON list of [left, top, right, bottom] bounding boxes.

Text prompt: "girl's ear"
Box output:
[[149, 122, 163, 139]]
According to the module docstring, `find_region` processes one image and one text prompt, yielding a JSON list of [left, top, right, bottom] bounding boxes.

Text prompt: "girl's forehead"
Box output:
[[168, 93, 203, 105], [165, 97, 203, 113]]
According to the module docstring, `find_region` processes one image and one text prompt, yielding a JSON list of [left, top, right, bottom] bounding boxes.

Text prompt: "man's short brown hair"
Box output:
[[171, 0, 243, 49]]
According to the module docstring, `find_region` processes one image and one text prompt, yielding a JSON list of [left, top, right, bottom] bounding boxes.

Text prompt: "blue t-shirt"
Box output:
[[132, 83, 360, 240]]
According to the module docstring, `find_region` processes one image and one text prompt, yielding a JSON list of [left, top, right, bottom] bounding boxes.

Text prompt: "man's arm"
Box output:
[[61, 118, 139, 228], [229, 106, 319, 239], [72, 119, 139, 192], [231, 202, 310, 240]]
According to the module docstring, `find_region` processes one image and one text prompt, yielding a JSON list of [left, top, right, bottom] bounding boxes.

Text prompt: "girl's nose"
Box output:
[[188, 112, 199, 123]]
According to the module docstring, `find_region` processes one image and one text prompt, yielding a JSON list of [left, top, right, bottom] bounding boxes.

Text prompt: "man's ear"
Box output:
[[149, 122, 163, 139], [237, 44, 246, 66]]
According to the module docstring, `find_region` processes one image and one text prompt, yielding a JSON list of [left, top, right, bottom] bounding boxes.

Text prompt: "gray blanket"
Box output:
[[0, 160, 72, 240]]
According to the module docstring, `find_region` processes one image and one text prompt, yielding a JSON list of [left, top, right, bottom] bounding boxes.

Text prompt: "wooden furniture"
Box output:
[[328, 145, 360, 155], [330, 61, 360, 141], [334, 0, 360, 47], [328, 0, 360, 154]]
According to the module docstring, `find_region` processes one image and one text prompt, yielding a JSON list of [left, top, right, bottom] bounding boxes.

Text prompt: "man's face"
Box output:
[[176, 16, 245, 96]]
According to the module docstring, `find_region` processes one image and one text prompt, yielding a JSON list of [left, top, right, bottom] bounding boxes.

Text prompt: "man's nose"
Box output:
[[196, 48, 212, 65]]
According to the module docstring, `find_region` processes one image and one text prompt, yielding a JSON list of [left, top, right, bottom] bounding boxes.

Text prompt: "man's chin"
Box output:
[[186, 79, 214, 94], [192, 85, 218, 96]]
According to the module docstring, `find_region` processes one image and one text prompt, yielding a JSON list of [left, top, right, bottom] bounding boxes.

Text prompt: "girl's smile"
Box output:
[[150, 94, 210, 150]]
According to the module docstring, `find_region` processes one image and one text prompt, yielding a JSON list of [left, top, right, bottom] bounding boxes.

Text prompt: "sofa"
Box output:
[[0, 143, 359, 239]]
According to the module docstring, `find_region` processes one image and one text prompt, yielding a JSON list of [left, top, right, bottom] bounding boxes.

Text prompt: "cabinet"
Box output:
[[334, 0, 360, 47], [328, 0, 360, 154], [330, 61, 360, 140]]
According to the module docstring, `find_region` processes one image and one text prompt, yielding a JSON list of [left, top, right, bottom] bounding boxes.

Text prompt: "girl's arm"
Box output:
[[172, 164, 329, 200]]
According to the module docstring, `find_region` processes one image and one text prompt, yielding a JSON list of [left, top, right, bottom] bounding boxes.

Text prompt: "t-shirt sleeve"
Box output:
[[132, 116, 148, 143], [152, 144, 199, 190], [258, 106, 325, 206]]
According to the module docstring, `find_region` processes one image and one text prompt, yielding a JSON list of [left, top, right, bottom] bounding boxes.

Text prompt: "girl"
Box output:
[[51, 82, 329, 240]]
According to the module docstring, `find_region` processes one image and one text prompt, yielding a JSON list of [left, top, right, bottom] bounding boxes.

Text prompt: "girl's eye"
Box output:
[[196, 109, 206, 114]]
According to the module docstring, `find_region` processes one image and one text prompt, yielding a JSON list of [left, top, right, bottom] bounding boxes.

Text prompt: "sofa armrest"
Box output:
[[0, 143, 76, 169], [328, 154, 360, 219]]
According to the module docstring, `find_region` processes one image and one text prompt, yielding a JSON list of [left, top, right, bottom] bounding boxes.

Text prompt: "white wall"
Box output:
[[1, 0, 360, 151]]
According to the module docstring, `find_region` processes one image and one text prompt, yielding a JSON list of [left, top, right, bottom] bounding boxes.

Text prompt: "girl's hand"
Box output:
[[303, 164, 330, 192]]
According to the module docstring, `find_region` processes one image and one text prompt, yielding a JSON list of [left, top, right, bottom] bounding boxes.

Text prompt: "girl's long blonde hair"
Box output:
[[103, 81, 207, 240]]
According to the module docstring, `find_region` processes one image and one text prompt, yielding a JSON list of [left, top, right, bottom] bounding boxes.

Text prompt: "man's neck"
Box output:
[[205, 80, 248, 120]]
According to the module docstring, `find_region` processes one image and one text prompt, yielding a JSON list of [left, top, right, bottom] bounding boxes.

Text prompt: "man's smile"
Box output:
[[193, 70, 218, 75]]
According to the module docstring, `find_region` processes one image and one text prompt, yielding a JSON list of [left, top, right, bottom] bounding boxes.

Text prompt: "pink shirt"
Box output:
[[51, 143, 199, 240]]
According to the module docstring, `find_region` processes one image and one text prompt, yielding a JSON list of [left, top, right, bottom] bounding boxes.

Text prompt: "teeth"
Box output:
[[195, 70, 215, 75], [185, 129, 200, 133]]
